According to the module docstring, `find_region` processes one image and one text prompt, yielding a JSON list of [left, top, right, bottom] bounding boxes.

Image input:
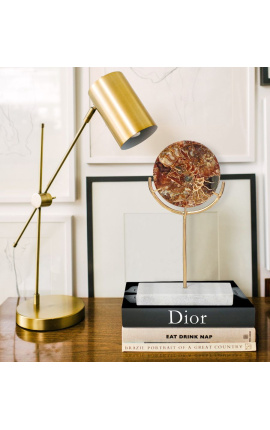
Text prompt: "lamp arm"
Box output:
[[13, 208, 37, 247], [45, 107, 96, 193], [13, 107, 97, 248]]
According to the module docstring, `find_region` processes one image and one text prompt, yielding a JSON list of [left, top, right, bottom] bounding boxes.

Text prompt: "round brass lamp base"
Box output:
[[16, 295, 85, 331]]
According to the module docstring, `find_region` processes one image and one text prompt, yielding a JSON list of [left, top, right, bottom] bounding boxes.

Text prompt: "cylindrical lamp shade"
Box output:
[[89, 71, 157, 149]]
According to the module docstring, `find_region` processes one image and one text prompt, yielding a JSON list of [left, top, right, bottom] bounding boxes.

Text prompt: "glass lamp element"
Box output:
[[89, 71, 157, 149]]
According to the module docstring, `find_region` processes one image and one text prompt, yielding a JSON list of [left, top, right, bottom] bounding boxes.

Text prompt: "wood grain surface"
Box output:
[[0, 297, 269, 362]]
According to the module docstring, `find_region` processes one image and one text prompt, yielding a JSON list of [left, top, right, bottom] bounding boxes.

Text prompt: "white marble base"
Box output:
[[136, 282, 233, 306]]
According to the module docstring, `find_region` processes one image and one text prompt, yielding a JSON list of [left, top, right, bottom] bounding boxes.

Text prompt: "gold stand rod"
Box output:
[[34, 208, 41, 307], [183, 207, 187, 288], [33, 124, 44, 307], [39, 124, 44, 194], [148, 177, 225, 289], [13, 107, 97, 248]]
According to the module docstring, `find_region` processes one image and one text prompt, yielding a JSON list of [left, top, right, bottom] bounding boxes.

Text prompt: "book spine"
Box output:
[[122, 342, 257, 352], [122, 327, 256, 343], [122, 307, 255, 328]]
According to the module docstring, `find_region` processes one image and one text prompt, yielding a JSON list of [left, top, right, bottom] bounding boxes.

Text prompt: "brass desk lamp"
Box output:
[[14, 71, 157, 331]]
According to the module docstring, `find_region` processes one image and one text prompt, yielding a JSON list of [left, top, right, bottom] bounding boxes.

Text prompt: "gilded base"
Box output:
[[16, 295, 85, 331]]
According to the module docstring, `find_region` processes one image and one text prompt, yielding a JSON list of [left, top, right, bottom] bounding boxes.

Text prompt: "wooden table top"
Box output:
[[0, 297, 270, 362]]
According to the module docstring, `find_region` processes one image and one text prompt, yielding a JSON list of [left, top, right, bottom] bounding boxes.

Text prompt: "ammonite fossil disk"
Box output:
[[153, 141, 220, 208]]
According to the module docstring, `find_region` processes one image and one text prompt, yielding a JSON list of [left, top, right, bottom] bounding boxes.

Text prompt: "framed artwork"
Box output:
[[86, 175, 258, 298], [86, 67, 255, 164], [0, 216, 72, 305], [260, 67, 270, 86], [0, 67, 75, 202], [263, 95, 270, 270]]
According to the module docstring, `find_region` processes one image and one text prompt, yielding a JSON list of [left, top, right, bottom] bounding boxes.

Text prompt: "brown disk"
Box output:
[[153, 141, 220, 208]]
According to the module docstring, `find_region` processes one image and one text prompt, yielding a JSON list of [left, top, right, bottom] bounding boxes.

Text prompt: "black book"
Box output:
[[122, 281, 255, 328]]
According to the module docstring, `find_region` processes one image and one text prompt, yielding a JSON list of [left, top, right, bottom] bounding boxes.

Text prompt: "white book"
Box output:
[[122, 327, 256, 343], [122, 342, 257, 352]]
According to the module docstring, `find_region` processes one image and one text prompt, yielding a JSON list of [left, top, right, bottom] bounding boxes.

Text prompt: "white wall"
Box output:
[[0, 67, 269, 298], [77, 67, 269, 297]]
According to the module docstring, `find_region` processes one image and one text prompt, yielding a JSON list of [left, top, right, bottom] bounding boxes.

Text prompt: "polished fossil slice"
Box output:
[[153, 140, 220, 208]]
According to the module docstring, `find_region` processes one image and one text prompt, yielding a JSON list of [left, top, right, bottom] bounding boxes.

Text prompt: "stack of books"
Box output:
[[122, 281, 256, 352]]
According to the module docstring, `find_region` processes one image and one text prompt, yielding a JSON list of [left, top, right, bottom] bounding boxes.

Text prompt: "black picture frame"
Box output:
[[86, 174, 258, 297], [260, 67, 270, 86]]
